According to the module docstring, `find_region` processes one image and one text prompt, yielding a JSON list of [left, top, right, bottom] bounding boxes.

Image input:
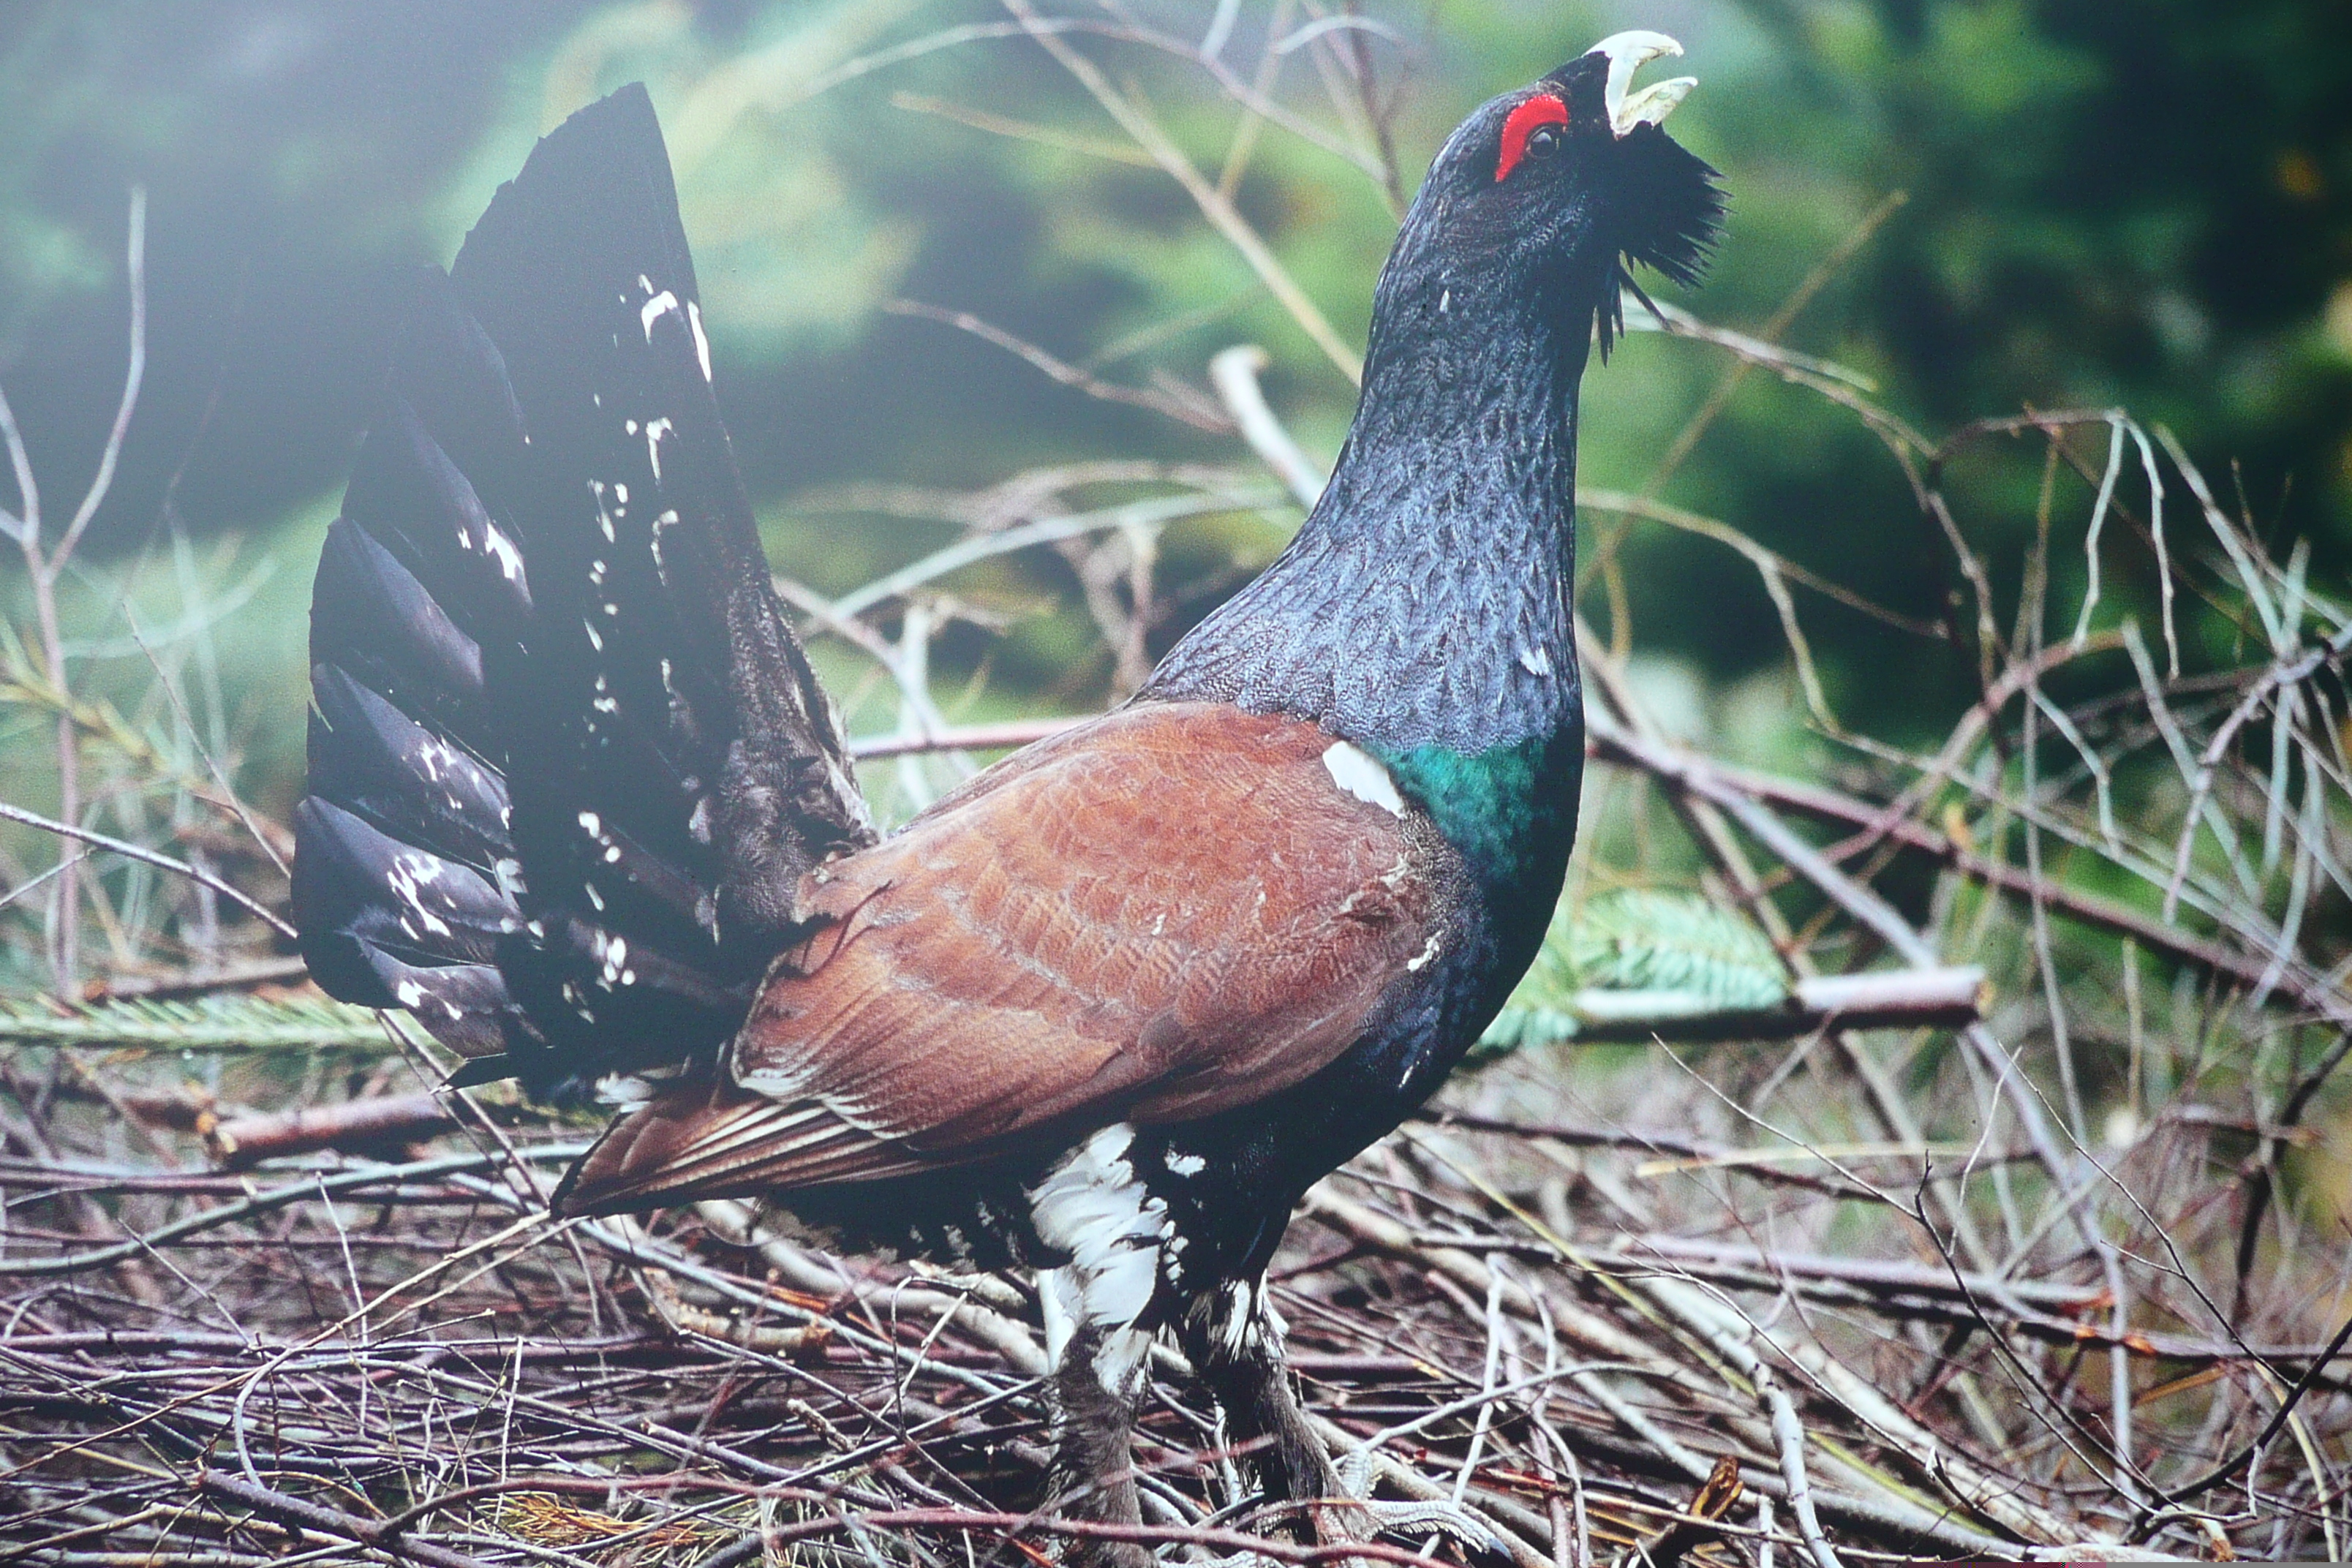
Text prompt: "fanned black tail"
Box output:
[[293, 86, 875, 1098]]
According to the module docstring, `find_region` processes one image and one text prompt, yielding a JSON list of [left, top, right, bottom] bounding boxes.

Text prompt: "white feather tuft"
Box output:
[[1030, 1123, 1166, 1391]]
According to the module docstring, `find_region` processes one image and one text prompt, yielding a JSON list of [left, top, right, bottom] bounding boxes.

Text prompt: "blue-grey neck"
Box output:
[[1143, 210, 1592, 758]]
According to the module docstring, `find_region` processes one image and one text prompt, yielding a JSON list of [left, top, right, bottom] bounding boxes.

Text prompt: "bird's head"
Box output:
[[1382, 31, 1724, 358]]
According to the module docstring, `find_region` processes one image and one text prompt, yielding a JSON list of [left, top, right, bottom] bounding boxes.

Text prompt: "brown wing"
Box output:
[[554, 701, 1448, 1215]]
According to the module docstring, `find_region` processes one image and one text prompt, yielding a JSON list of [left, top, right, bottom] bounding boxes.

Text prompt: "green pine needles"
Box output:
[[0, 992, 402, 1055], [1568, 889, 1787, 1006]]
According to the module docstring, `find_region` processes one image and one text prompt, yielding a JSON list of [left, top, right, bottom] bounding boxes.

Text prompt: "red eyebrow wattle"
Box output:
[[1496, 94, 1569, 181]]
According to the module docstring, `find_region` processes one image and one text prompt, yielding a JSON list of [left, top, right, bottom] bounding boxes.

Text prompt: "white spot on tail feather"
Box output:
[[640, 288, 679, 339], [480, 522, 524, 584], [1322, 741, 1406, 816], [687, 301, 712, 380], [385, 852, 453, 939]]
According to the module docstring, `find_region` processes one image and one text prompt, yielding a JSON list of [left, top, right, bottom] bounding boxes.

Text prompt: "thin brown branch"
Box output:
[[0, 796, 295, 939], [886, 298, 1232, 431], [1640, 190, 1909, 497], [848, 717, 1082, 759], [1003, 0, 1364, 382], [889, 90, 1157, 165], [192, 1471, 497, 1568], [85, 955, 312, 1002]]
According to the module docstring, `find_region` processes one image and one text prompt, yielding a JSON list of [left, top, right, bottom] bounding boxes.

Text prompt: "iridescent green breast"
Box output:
[[1377, 726, 1583, 930]]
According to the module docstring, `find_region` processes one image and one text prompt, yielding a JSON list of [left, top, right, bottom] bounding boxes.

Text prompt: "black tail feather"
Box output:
[[344, 393, 535, 630], [306, 664, 512, 874], [311, 516, 491, 745], [291, 798, 514, 994], [293, 85, 874, 1098]]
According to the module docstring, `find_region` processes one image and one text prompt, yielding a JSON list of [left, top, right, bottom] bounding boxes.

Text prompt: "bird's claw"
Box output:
[[1172, 1496, 1506, 1568], [1298, 1448, 1496, 1561], [1180, 1444, 1509, 1563], [1351, 1498, 1510, 1556]]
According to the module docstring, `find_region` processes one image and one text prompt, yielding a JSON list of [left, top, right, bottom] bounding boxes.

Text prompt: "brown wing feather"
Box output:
[[554, 701, 1444, 1215]]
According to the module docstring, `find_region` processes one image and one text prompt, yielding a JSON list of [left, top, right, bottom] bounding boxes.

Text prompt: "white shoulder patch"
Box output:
[[1322, 740, 1407, 817]]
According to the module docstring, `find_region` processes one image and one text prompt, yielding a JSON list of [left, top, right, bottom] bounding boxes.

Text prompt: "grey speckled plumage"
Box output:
[[1139, 240, 1586, 758]]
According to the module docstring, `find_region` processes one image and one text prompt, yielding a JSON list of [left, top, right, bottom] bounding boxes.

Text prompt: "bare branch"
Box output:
[[1210, 343, 1327, 507], [0, 796, 295, 939], [886, 298, 1232, 431], [1003, 0, 1365, 383], [52, 189, 148, 568]]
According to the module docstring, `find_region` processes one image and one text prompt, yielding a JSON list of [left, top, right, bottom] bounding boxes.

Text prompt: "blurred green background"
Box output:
[[1, 0, 2348, 876]]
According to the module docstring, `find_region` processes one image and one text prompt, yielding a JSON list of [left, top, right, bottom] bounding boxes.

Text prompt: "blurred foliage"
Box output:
[[2, 1, 2347, 668], [1, 0, 2350, 942]]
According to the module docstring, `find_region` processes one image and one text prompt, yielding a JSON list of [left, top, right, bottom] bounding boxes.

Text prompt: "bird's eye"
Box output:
[[1494, 94, 1570, 181]]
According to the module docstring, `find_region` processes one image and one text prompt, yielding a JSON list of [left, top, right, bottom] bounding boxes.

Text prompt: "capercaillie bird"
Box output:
[[292, 31, 1720, 1561]]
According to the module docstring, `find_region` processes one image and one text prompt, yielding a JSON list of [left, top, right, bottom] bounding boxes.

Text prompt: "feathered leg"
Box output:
[[1042, 1269, 1155, 1568], [1179, 1278, 1360, 1543]]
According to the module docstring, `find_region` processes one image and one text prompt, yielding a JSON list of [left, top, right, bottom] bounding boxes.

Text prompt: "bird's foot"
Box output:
[[1324, 1445, 1512, 1558], [1349, 1497, 1510, 1556], [1174, 1448, 1509, 1566], [1180, 1501, 1503, 1568]]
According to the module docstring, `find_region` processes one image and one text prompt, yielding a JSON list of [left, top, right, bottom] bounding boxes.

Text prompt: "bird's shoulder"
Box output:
[[734, 698, 1460, 1139]]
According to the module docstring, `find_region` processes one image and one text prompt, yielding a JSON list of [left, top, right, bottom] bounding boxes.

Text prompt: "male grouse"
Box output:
[[292, 31, 1719, 1561]]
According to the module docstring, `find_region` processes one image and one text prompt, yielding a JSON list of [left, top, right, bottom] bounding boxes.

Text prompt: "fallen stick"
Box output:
[[208, 1093, 458, 1169], [195, 1470, 494, 1568], [1564, 966, 1986, 1043]]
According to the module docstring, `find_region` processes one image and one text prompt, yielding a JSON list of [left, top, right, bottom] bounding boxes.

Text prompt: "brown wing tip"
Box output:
[[549, 1106, 693, 1219], [550, 1075, 928, 1218], [552, 1075, 764, 1218]]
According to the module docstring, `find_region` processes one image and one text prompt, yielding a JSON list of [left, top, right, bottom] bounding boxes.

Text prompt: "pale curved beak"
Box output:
[[1588, 29, 1698, 137]]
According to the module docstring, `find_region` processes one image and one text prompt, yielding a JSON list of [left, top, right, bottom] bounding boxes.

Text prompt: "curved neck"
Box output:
[[1145, 249, 1591, 758]]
